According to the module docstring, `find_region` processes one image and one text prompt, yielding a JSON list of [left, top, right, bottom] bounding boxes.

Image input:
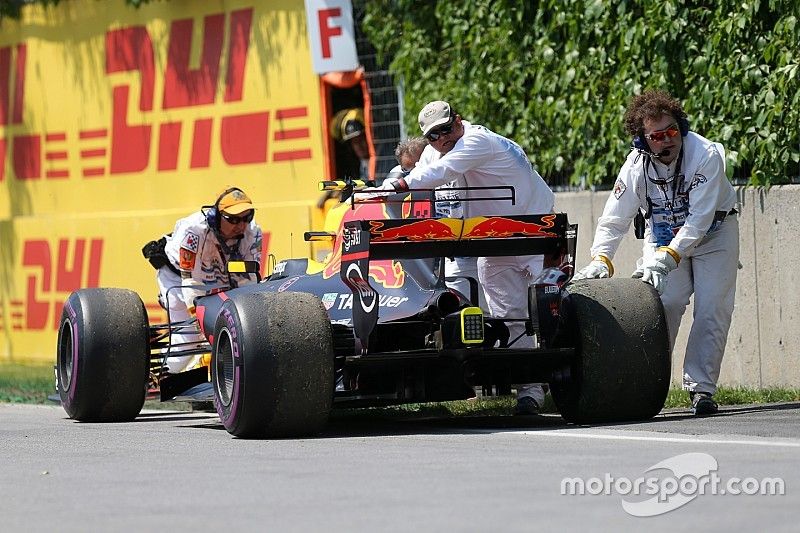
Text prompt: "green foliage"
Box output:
[[362, 0, 800, 186]]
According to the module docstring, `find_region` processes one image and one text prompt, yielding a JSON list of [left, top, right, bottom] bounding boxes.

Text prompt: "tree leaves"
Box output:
[[361, 0, 799, 186]]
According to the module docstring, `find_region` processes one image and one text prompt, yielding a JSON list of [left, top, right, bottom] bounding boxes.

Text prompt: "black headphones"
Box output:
[[632, 114, 690, 153], [204, 187, 244, 230]]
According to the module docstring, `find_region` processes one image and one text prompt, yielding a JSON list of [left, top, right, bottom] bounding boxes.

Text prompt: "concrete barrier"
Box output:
[[555, 184, 800, 388]]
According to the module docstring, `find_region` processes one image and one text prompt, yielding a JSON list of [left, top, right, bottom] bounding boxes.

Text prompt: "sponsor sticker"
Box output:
[[343, 227, 361, 252], [321, 292, 338, 310], [337, 293, 409, 310], [179, 248, 196, 270], [688, 173, 708, 191], [613, 179, 626, 199], [181, 231, 200, 253]]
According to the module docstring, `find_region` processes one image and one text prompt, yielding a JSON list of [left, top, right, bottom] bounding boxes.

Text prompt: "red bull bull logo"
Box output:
[[462, 215, 558, 238], [368, 219, 461, 241]]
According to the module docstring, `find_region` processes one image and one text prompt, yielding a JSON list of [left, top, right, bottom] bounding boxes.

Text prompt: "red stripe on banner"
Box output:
[[79, 129, 108, 139], [45, 151, 67, 160], [273, 149, 311, 161], [275, 107, 307, 120], [157, 122, 181, 171], [46, 132, 66, 142], [273, 128, 309, 141], [83, 167, 105, 177], [191, 118, 212, 168], [80, 148, 106, 158], [224, 8, 253, 102], [46, 170, 69, 179], [12, 43, 25, 124], [0, 47, 9, 125]]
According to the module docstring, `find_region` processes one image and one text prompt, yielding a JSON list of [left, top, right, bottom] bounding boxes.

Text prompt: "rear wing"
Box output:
[[340, 213, 577, 352]]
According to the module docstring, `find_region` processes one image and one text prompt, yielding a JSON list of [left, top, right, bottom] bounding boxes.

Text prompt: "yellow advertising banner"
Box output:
[[0, 0, 329, 363]]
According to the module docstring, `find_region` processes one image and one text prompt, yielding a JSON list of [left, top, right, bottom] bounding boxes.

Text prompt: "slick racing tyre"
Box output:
[[551, 278, 671, 423], [57, 288, 150, 421], [212, 292, 334, 438]]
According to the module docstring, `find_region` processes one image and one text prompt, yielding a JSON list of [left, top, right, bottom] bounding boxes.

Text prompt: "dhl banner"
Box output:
[[0, 0, 332, 362]]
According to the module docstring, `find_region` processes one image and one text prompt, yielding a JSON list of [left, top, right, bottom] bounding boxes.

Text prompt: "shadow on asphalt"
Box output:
[[130, 401, 800, 439]]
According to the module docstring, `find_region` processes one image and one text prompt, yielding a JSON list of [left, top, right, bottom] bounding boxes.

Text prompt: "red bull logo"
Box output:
[[367, 260, 405, 289], [368, 219, 461, 241], [462, 215, 558, 238]]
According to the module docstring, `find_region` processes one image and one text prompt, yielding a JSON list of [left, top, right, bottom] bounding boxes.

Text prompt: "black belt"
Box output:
[[713, 208, 737, 225]]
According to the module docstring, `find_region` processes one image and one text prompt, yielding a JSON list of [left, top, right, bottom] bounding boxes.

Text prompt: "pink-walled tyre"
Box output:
[[212, 292, 334, 438], [56, 288, 149, 421]]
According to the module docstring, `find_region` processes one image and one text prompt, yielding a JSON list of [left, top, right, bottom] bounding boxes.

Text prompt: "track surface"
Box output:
[[2, 403, 798, 532]]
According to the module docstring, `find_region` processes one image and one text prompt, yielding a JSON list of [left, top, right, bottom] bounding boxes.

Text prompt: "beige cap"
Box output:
[[418, 100, 452, 135]]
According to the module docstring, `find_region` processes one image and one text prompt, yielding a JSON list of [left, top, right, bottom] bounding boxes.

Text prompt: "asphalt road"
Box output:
[[1, 402, 798, 532]]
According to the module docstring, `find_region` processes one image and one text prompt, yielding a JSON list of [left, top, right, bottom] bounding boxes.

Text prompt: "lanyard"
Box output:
[[645, 146, 684, 209]]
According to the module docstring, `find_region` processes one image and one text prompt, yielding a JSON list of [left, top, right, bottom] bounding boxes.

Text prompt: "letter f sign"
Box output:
[[318, 8, 341, 58], [305, 0, 358, 74]]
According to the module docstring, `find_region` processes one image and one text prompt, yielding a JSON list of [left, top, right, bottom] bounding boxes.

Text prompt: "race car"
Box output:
[[55, 182, 671, 438]]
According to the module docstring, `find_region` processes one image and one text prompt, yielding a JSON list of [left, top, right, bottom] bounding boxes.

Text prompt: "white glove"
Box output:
[[639, 247, 680, 295], [572, 255, 613, 280], [380, 178, 400, 191]]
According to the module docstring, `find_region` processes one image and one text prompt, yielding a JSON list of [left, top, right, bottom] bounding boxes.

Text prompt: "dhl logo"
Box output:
[[0, 238, 168, 332], [0, 8, 311, 182], [368, 214, 559, 241], [2, 238, 103, 331]]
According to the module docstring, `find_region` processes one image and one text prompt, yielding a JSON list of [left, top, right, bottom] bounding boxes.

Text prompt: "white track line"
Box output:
[[479, 429, 800, 448]]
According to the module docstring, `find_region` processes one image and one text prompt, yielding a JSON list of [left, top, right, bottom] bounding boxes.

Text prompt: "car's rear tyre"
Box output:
[[551, 278, 671, 423], [212, 292, 334, 438], [56, 288, 149, 421]]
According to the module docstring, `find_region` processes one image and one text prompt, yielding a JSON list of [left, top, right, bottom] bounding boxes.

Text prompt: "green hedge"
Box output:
[[362, 0, 799, 186]]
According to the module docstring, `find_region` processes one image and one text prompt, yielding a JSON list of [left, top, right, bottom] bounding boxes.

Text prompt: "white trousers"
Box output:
[[156, 267, 205, 373], [478, 254, 546, 405], [643, 216, 739, 395], [445, 256, 486, 310]]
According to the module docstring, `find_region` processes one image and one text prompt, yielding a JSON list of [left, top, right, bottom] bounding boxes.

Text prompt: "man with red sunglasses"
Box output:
[[574, 89, 738, 416], [152, 186, 262, 373], [384, 100, 556, 415]]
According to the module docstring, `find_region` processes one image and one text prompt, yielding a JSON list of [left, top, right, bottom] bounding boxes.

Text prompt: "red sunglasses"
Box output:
[[644, 124, 680, 143]]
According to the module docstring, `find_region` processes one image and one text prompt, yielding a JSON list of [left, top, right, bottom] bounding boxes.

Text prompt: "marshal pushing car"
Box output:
[[55, 183, 671, 438]]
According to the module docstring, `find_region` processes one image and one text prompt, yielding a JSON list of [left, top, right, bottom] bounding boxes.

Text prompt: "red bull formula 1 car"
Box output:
[[55, 183, 670, 438]]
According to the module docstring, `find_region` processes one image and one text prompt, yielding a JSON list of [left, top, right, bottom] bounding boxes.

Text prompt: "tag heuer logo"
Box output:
[[321, 292, 337, 310]]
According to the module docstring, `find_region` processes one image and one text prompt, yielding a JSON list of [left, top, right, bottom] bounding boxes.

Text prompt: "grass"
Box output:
[[2, 363, 799, 417], [0, 363, 54, 404]]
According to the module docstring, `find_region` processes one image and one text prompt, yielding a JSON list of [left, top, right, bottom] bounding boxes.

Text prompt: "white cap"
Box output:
[[418, 100, 452, 135]]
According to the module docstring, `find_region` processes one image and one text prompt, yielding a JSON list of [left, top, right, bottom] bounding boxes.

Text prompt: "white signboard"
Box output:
[[304, 0, 359, 74]]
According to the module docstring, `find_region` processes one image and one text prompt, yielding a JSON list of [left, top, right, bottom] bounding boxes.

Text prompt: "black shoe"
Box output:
[[691, 392, 719, 416], [514, 396, 541, 416]]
